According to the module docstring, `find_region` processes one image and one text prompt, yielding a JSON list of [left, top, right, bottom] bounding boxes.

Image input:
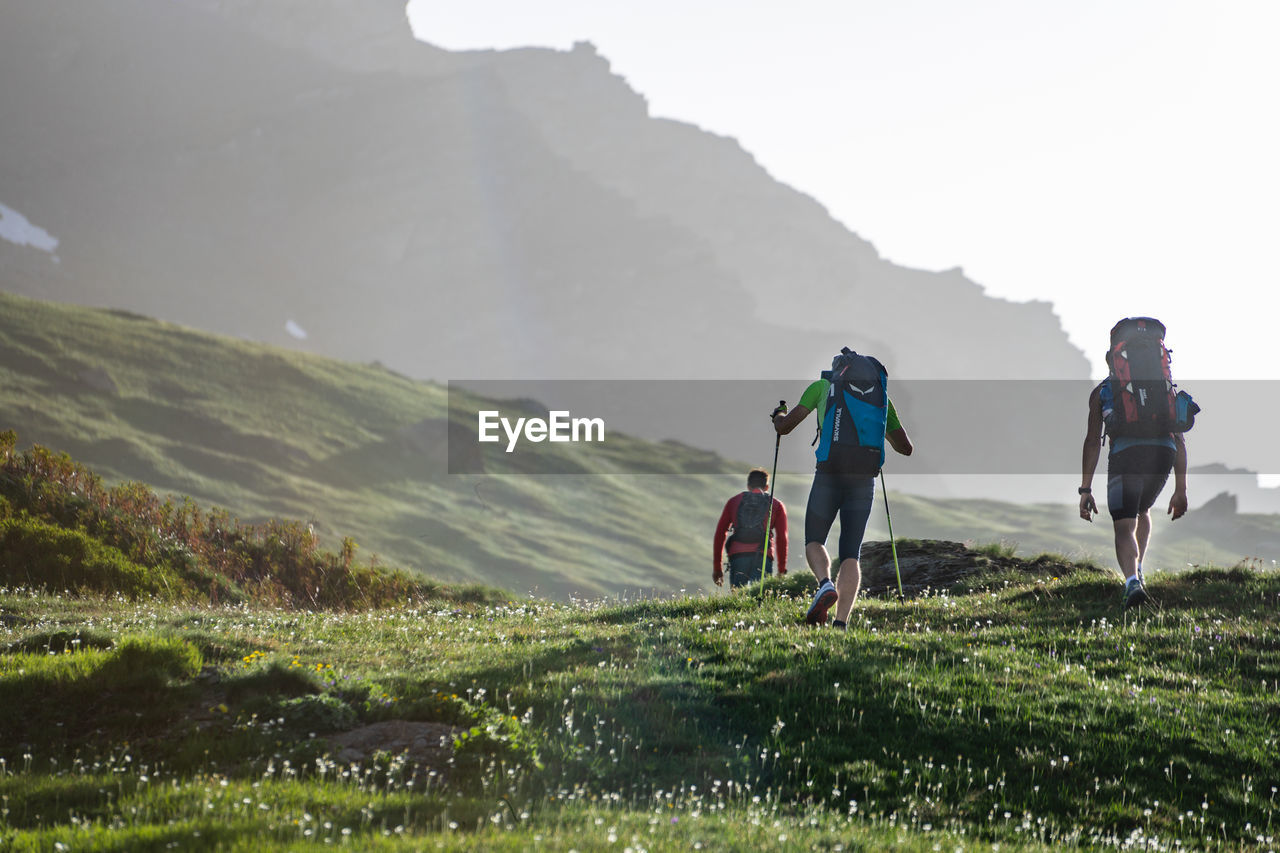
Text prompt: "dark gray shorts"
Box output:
[[1107, 445, 1175, 521], [728, 552, 773, 587]]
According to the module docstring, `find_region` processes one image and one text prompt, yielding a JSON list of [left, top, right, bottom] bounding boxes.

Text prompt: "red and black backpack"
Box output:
[[1100, 317, 1199, 438]]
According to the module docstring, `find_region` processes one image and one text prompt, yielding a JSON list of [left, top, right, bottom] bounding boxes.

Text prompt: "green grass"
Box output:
[[0, 510, 187, 600], [2, 559, 1278, 850]]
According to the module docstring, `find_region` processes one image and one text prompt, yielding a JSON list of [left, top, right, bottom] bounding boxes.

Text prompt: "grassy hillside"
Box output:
[[0, 291, 750, 599], [2, 290, 1274, 600], [1, 387, 1277, 849], [876, 491, 1272, 576], [3, 557, 1278, 849]]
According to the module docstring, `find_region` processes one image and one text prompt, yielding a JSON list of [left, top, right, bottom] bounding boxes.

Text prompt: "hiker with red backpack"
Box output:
[[713, 467, 789, 588], [772, 348, 914, 627], [1079, 317, 1199, 609]]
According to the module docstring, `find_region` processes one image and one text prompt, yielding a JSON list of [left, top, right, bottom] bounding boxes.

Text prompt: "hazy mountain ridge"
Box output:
[[189, 0, 1077, 374], [174, 0, 458, 75], [479, 44, 1079, 372], [0, 0, 1086, 382]]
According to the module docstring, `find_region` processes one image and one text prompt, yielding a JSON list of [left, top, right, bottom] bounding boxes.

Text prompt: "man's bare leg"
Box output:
[[832, 558, 861, 623], [1135, 510, 1153, 581], [1114, 517, 1140, 581], [806, 541, 831, 583]]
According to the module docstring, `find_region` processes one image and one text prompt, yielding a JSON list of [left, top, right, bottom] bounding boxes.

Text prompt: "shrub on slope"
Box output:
[[0, 430, 504, 608]]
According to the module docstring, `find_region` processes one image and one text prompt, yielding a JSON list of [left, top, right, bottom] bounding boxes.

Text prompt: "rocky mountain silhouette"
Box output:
[[0, 0, 1088, 385]]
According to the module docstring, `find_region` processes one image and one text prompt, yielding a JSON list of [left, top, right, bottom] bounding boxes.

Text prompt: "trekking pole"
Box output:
[[759, 401, 786, 598], [880, 470, 905, 602]]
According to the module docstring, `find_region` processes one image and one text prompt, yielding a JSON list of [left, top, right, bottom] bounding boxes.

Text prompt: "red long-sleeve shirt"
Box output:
[[712, 489, 788, 574]]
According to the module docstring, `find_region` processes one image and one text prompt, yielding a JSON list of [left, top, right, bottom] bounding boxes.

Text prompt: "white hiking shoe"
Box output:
[[805, 579, 838, 625]]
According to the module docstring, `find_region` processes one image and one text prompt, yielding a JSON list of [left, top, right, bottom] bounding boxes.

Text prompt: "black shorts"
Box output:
[[1107, 444, 1175, 521], [804, 472, 876, 563]]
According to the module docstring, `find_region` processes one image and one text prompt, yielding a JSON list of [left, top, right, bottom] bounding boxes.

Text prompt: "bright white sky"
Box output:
[[406, 0, 1280, 381]]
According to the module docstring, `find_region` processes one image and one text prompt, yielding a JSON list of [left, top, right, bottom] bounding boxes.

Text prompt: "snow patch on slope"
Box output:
[[0, 202, 60, 255]]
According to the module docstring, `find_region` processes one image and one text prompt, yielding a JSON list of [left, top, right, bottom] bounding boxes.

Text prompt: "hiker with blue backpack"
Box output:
[[712, 467, 789, 588], [772, 348, 913, 627], [1079, 317, 1198, 609]]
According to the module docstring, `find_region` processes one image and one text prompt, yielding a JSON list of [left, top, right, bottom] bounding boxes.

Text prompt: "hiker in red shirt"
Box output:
[[712, 467, 788, 588]]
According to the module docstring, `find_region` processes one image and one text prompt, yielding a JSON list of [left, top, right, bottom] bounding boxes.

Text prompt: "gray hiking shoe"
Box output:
[[1123, 577, 1148, 610], [806, 579, 838, 625]]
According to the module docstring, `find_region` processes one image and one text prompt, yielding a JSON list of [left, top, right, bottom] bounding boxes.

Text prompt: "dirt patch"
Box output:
[[326, 720, 459, 767]]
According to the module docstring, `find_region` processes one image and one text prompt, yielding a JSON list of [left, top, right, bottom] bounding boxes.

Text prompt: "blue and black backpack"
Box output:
[[814, 348, 889, 476]]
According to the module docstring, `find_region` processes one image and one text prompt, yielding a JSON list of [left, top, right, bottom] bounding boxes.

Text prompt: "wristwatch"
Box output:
[[1078, 487, 1092, 495]]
